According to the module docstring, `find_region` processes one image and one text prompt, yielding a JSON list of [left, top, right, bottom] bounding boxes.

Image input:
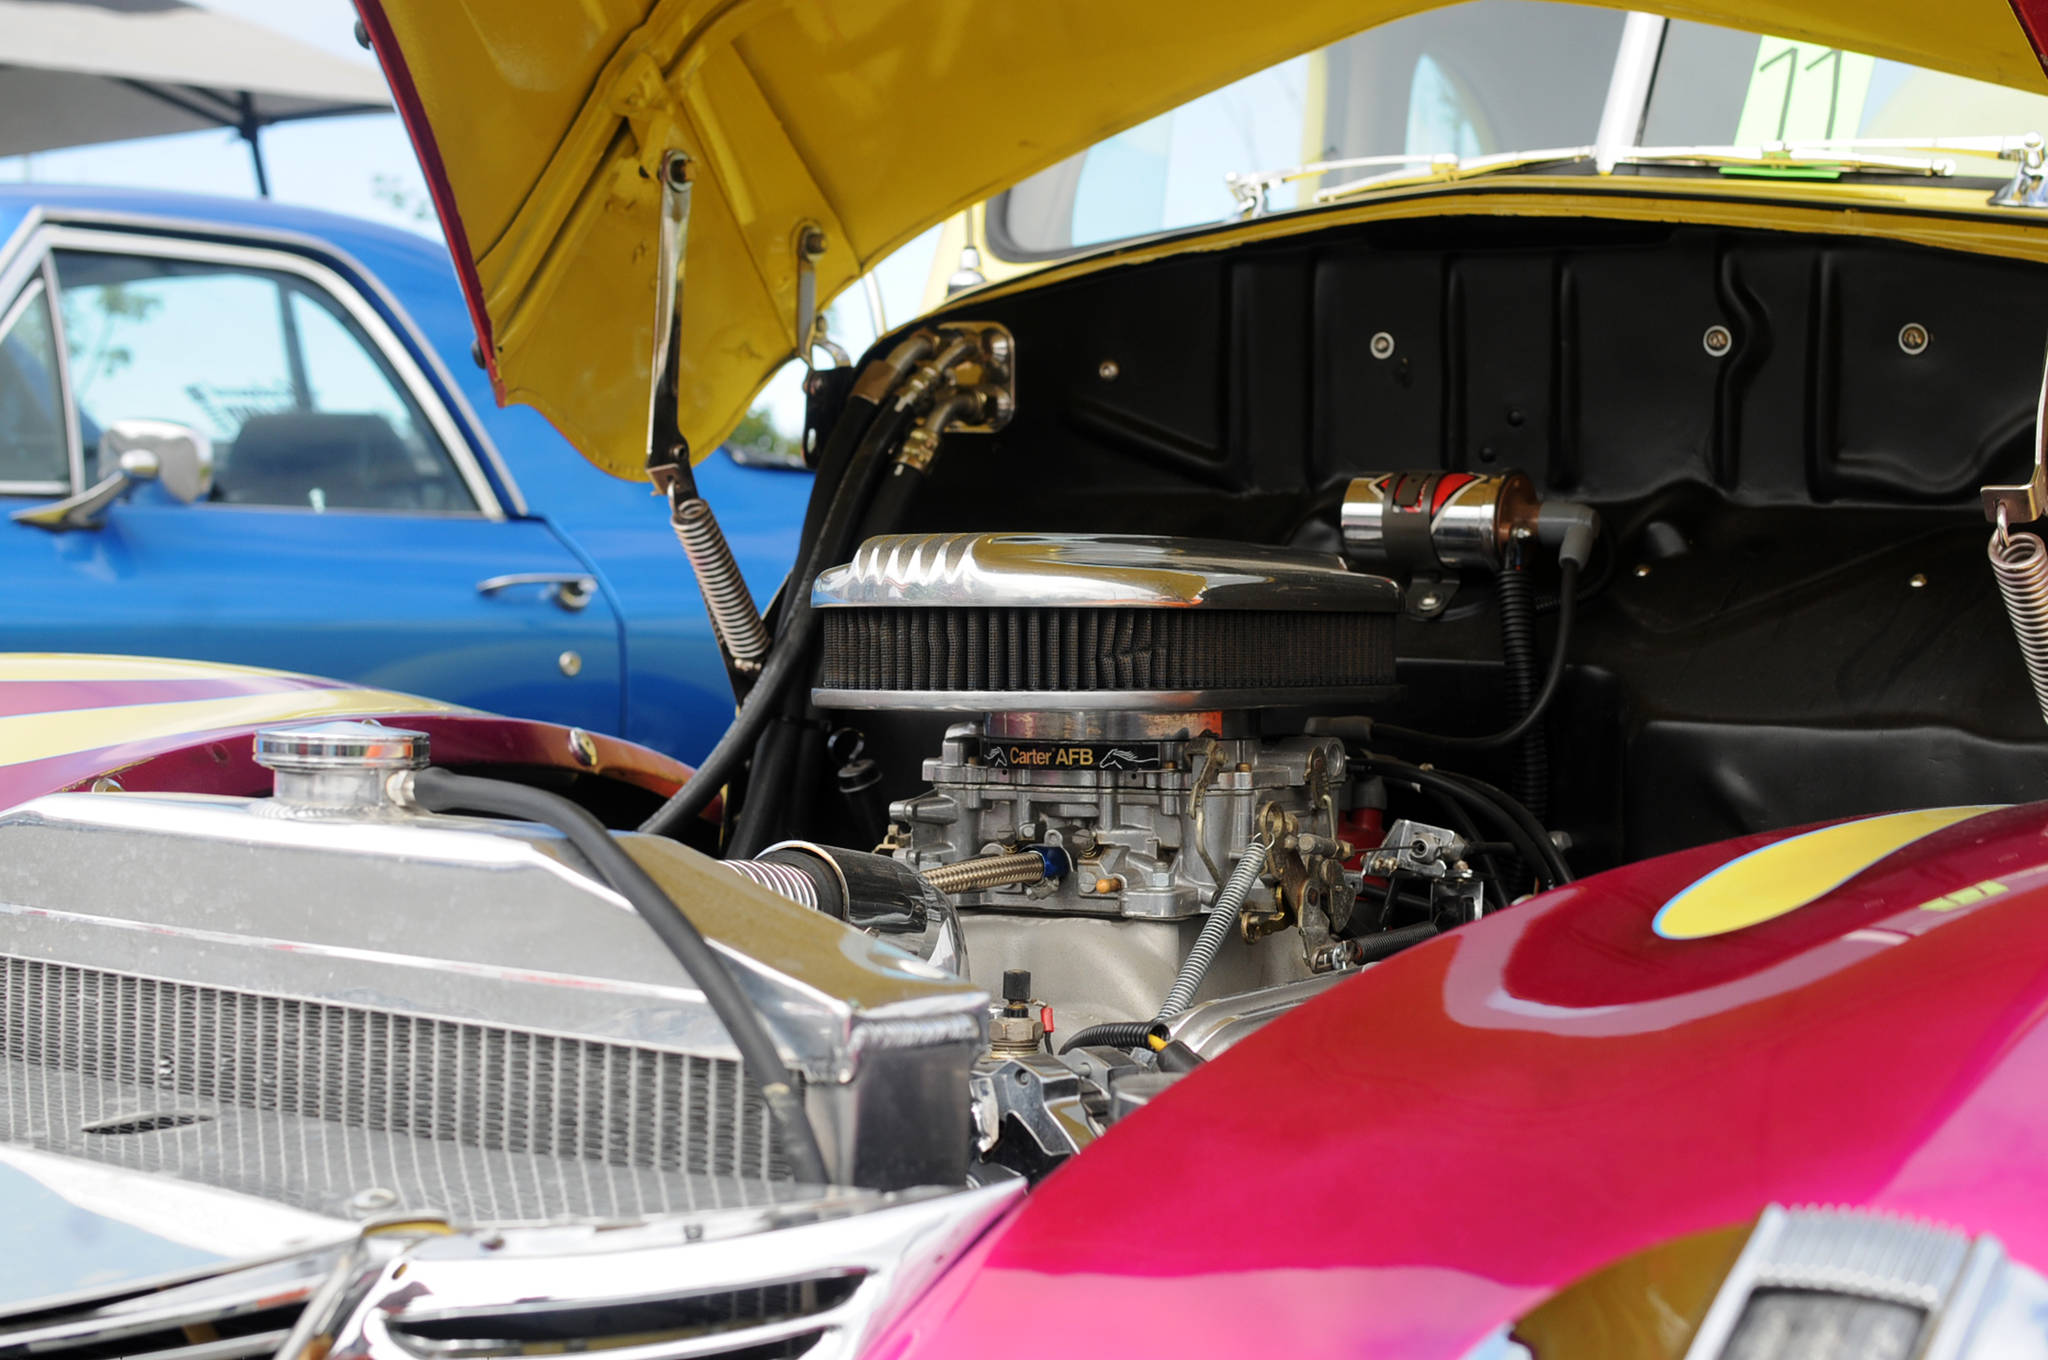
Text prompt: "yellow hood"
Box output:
[[356, 0, 2048, 479]]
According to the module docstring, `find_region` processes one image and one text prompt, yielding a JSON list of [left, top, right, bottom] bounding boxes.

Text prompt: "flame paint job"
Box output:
[[0, 655, 687, 810], [876, 804, 2048, 1358]]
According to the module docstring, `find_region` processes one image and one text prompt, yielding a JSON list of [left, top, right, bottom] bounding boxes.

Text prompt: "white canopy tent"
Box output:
[[0, 0, 390, 195]]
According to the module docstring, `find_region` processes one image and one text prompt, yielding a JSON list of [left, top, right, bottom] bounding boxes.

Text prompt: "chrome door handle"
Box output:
[[476, 572, 597, 612]]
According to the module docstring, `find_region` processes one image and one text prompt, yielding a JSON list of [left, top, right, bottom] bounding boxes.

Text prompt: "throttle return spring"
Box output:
[[673, 495, 770, 671], [1990, 514, 2048, 726], [1159, 839, 1270, 1019]]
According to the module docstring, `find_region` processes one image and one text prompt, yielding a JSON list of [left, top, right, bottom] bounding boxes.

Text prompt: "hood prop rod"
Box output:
[[646, 149, 770, 699]]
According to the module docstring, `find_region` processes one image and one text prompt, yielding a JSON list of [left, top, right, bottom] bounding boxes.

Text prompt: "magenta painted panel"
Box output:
[[874, 805, 2048, 1357]]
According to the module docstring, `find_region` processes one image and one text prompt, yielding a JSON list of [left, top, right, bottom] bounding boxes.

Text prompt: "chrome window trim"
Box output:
[[31, 207, 531, 516], [40, 256, 85, 496], [0, 206, 531, 517], [0, 274, 72, 496], [42, 225, 503, 519]]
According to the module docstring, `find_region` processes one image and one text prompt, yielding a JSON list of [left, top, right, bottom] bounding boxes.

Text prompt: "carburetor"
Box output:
[[809, 532, 1404, 954], [888, 713, 1350, 924]]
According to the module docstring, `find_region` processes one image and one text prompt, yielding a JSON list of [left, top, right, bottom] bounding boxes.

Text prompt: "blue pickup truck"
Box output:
[[0, 184, 806, 762]]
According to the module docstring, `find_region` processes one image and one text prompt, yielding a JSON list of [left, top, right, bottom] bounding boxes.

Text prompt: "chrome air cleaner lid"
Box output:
[[811, 533, 1400, 712]]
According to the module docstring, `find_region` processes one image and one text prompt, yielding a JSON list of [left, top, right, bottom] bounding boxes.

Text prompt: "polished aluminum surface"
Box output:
[[1162, 974, 1353, 1057], [254, 720, 429, 773], [0, 1143, 349, 1322], [473, 571, 597, 612], [813, 533, 1399, 612], [0, 973, 811, 1222], [1340, 472, 1539, 572], [896, 724, 1345, 922], [0, 1243, 334, 1360], [0, 786, 986, 1196], [278, 1180, 1024, 1360], [1682, 1205, 2024, 1360]]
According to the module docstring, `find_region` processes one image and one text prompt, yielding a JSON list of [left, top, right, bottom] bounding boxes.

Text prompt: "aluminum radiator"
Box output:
[[0, 787, 987, 1219]]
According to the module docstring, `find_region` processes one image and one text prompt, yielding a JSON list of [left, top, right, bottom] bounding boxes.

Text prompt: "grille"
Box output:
[[0, 957, 797, 1219], [818, 606, 1396, 695]]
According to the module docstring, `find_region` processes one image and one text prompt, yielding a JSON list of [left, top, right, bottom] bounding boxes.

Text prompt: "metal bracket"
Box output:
[[1984, 339, 2048, 530], [644, 150, 694, 495], [795, 223, 828, 371], [1404, 573, 1459, 619], [1991, 132, 2048, 208], [969, 1054, 1094, 1160]]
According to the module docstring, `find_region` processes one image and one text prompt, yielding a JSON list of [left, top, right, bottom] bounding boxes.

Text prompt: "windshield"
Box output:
[[988, 1, 2048, 259]]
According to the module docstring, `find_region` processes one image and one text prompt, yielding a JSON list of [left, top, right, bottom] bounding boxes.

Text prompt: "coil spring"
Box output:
[[920, 851, 1046, 896], [673, 496, 770, 670], [1159, 839, 1270, 1019], [722, 858, 820, 909], [1991, 516, 2048, 727]]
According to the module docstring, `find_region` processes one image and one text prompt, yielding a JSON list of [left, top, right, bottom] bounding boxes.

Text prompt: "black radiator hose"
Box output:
[[405, 767, 832, 1186], [1496, 563, 1548, 824], [643, 399, 920, 840]]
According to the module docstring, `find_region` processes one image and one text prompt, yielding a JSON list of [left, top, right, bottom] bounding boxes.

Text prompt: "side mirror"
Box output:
[[11, 418, 214, 532], [107, 419, 215, 504]]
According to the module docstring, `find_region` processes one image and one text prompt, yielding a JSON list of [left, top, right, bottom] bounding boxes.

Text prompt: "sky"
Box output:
[[0, 0, 942, 438]]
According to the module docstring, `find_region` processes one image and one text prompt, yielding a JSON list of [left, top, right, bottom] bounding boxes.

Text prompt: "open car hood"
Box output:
[[355, 0, 2048, 479]]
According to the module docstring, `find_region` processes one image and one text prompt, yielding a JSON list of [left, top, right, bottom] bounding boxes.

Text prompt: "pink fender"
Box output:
[[877, 804, 2048, 1358], [0, 655, 689, 807]]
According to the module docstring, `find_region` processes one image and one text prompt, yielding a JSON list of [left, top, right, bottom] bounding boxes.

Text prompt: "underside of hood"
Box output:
[[356, 0, 2048, 479]]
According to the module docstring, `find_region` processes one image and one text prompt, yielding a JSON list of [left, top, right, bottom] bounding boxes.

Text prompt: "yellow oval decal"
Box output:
[[1652, 807, 2004, 940]]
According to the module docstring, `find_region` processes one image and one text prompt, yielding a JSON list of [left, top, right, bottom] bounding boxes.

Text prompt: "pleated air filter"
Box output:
[[810, 533, 1401, 712]]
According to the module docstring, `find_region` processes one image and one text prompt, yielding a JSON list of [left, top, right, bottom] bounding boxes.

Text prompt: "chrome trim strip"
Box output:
[[26, 206, 532, 517], [280, 1181, 1025, 1360], [43, 225, 504, 519], [0, 206, 44, 305], [39, 255, 85, 495], [0, 275, 71, 496]]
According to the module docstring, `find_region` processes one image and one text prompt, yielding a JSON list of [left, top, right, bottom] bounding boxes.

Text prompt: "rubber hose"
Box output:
[[1496, 564, 1548, 824], [643, 400, 920, 839], [1348, 755, 1569, 888], [1160, 841, 1270, 1018], [1375, 559, 1582, 752], [728, 402, 919, 855], [853, 461, 926, 547], [1058, 1020, 1166, 1056], [406, 768, 832, 1186], [1434, 764, 1573, 886], [725, 396, 886, 858]]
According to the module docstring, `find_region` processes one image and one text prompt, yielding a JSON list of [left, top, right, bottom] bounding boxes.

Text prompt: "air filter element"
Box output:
[[811, 533, 1400, 711]]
